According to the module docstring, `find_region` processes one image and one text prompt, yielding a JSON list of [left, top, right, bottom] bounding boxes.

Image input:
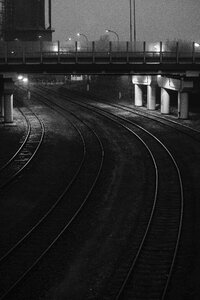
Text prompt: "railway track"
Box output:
[[0, 90, 105, 299], [30, 87, 185, 299], [51, 85, 200, 139], [0, 105, 45, 190]]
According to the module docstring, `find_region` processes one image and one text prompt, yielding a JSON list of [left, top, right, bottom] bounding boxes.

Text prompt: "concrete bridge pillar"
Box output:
[[134, 84, 143, 107], [4, 94, 13, 123], [3, 78, 15, 123], [178, 92, 189, 119], [147, 85, 156, 110], [0, 95, 4, 117], [161, 88, 170, 114]]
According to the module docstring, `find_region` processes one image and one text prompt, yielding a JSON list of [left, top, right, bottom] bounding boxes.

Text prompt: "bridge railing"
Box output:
[[0, 41, 199, 64]]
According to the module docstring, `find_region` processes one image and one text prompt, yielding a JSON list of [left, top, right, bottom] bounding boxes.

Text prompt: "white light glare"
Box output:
[[154, 44, 160, 52], [22, 77, 28, 83], [18, 75, 23, 80], [52, 45, 58, 52], [194, 42, 200, 47]]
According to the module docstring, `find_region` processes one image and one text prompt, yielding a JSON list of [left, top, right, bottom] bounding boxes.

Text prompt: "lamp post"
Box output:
[[105, 29, 120, 50], [77, 33, 89, 51], [105, 29, 119, 43]]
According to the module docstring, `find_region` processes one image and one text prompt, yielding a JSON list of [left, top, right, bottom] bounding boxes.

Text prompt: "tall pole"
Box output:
[[130, 0, 133, 43], [133, 0, 136, 43], [49, 0, 52, 28]]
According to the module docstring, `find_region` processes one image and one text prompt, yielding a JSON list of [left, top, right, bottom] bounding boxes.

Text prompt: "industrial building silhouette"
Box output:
[[0, 0, 53, 41]]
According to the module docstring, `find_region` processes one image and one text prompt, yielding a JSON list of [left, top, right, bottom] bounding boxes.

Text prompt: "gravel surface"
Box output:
[[1, 84, 200, 299]]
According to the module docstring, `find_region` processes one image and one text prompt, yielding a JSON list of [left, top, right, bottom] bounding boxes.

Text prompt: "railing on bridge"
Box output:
[[0, 40, 200, 65]]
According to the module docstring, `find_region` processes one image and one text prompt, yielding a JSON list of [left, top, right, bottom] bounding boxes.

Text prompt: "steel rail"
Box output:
[[0, 91, 105, 299], [0, 107, 30, 172], [44, 89, 184, 300], [0, 105, 45, 190], [0, 102, 86, 265]]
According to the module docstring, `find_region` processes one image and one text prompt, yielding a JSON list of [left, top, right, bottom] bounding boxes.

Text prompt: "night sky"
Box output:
[[51, 0, 200, 42]]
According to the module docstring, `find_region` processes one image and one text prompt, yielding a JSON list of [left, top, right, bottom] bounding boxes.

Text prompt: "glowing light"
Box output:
[[52, 45, 58, 52], [18, 75, 23, 80], [77, 33, 80, 37], [154, 44, 160, 52], [194, 42, 200, 47], [22, 77, 28, 83]]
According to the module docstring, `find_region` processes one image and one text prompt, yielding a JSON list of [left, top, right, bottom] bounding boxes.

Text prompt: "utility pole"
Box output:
[[129, 0, 133, 43], [133, 0, 136, 43], [49, 0, 52, 28]]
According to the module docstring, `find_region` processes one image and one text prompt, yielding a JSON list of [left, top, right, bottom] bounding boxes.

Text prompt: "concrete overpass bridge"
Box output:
[[0, 40, 200, 74], [0, 40, 200, 123]]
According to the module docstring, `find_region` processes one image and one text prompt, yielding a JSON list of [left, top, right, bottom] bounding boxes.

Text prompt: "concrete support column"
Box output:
[[161, 88, 170, 114], [147, 85, 156, 110], [0, 95, 4, 117], [134, 84, 143, 106], [4, 94, 13, 123], [178, 92, 189, 119]]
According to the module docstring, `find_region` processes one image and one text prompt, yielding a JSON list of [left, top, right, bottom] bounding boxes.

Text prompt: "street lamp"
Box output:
[[77, 33, 89, 51], [194, 42, 200, 48], [105, 29, 120, 50], [105, 29, 119, 43]]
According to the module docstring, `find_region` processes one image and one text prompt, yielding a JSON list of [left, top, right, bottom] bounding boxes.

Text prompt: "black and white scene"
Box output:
[[0, 0, 200, 299]]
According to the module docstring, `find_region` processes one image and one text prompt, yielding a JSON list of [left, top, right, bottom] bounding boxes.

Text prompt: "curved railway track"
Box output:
[[30, 87, 185, 299], [0, 91, 105, 299], [0, 105, 45, 190], [48, 85, 200, 139]]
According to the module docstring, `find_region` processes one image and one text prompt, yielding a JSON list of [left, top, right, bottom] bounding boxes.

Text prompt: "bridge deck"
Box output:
[[0, 41, 200, 74]]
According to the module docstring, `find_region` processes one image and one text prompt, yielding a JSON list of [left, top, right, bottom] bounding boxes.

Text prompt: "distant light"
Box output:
[[77, 33, 80, 37], [194, 42, 200, 47], [68, 37, 72, 41], [105, 29, 109, 33], [11, 51, 15, 54], [38, 35, 42, 39], [18, 75, 23, 80], [52, 45, 58, 52], [154, 44, 160, 52], [14, 38, 19, 41], [22, 77, 28, 83]]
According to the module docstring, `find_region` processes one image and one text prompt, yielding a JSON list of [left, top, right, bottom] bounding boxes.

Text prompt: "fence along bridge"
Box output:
[[0, 40, 200, 74]]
